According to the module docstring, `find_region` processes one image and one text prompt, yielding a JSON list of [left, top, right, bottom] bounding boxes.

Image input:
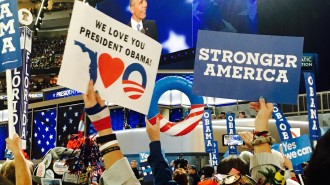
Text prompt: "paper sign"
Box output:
[[58, 1, 162, 114], [193, 30, 304, 104]]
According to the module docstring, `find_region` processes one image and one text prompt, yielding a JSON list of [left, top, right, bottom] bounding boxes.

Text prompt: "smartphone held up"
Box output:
[[222, 134, 244, 146]]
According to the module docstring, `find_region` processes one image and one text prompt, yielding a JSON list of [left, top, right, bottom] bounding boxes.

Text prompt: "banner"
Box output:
[[57, 0, 162, 114], [0, 0, 22, 72], [226, 113, 238, 154], [10, 26, 32, 149], [202, 110, 214, 153], [211, 141, 219, 167], [272, 104, 292, 142], [193, 30, 304, 104], [304, 72, 321, 141], [282, 134, 313, 166]]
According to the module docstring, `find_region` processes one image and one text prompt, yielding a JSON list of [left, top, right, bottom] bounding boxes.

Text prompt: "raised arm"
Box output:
[[146, 118, 173, 185], [6, 133, 32, 185], [248, 97, 283, 183], [83, 80, 140, 185], [251, 97, 274, 153]]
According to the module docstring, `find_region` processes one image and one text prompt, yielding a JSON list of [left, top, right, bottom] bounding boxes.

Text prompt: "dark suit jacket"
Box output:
[[128, 19, 158, 42]]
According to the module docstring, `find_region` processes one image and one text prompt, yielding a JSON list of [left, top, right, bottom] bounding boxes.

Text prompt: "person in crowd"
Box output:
[[216, 154, 249, 177], [211, 114, 216, 120], [238, 111, 247, 118], [239, 97, 299, 185], [0, 176, 14, 185], [198, 165, 217, 185], [145, 116, 180, 184], [128, 0, 158, 41], [130, 160, 141, 180], [83, 80, 140, 185], [187, 165, 200, 185], [2, 133, 32, 185], [170, 160, 176, 175], [218, 112, 226, 119], [173, 154, 188, 171], [173, 168, 189, 185], [239, 150, 253, 166], [303, 128, 330, 185]]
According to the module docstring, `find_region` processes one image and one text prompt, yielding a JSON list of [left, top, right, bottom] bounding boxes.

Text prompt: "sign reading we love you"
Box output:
[[193, 30, 304, 104], [57, 1, 161, 114]]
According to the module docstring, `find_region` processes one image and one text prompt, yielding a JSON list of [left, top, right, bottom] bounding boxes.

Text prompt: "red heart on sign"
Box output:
[[98, 53, 125, 88]]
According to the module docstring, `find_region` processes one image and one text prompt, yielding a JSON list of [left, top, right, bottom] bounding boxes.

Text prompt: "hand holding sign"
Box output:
[[145, 117, 160, 142], [58, 1, 161, 115], [5, 133, 22, 156]]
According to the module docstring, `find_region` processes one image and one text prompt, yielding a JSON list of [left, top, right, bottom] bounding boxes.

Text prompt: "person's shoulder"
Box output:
[[143, 19, 156, 25]]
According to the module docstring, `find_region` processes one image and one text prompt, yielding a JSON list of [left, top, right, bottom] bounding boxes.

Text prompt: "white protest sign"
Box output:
[[58, 0, 162, 114]]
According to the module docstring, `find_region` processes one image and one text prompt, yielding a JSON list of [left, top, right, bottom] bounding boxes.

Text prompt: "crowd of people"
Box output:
[[2, 0, 328, 184], [1, 81, 328, 185], [30, 36, 66, 70]]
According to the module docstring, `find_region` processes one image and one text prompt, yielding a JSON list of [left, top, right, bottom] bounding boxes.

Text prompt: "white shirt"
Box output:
[[130, 18, 143, 31]]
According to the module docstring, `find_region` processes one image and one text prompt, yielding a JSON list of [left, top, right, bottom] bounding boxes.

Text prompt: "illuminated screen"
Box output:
[[97, 0, 257, 54]]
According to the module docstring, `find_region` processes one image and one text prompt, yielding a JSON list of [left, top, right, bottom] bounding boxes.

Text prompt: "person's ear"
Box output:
[[129, 6, 134, 14]]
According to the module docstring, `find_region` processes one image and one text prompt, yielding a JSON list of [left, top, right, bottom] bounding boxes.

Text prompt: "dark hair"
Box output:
[[304, 129, 330, 185], [0, 176, 14, 185], [173, 168, 188, 185], [202, 165, 214, 178], [216, 154, 249, 175], [189, 165, 197, 170]]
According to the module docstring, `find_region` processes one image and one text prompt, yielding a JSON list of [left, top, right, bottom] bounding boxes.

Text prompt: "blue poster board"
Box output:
[[193, 30, 304, 104]]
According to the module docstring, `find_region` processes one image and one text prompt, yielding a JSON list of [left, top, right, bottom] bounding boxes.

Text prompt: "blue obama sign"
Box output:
[[0, 0, 22, 72], [193, 30, 304, 104]]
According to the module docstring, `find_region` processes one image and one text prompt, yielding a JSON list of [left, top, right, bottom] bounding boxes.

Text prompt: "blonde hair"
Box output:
[[173, 168, 188, 185]]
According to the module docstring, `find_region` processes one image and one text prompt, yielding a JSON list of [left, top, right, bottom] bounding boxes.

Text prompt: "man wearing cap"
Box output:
[[128, 0, 158, 41], [188, 165, 200, 185]]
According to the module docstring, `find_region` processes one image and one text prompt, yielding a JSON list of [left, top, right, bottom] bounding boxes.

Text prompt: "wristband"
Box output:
[[96, 134, 117, 144], [251, 135, 276, 146], [253, 131, 269, 137], [92, 116, 111, 131], [99, 140, 118, 151], [100, 146, 120, 156], [85, 103, 102, 115]]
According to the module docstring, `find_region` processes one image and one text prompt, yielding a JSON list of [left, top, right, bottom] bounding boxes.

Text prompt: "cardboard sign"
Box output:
[[282, 134, 312, 166], [58, 1, 162, 114], [193, 30, 304, 104], [202, 110, 214, 153], [211, 141, 219, 167], [139, 150, 165, 162], [0, 0, 22, 72], [304, 72, 321, 141]]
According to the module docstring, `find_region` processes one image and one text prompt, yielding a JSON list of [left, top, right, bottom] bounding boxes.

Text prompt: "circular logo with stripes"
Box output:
[[122, 63, 147, 100]]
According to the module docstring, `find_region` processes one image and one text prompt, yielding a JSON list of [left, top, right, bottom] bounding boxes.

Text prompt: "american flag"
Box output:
[[57, 103, 85, 147], [32, 108, 57, 159]]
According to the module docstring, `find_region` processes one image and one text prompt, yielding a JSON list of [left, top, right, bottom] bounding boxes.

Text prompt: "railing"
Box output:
[[279, 91, 330, 116]]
